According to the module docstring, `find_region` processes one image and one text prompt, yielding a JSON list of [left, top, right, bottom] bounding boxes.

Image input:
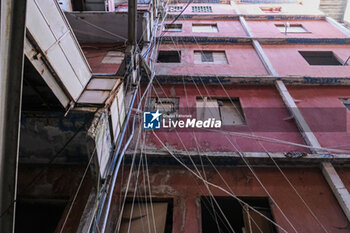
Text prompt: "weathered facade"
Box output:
[[2, 0, 350, 233]]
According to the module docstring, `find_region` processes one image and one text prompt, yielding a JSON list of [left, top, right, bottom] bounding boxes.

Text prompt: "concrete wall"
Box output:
[[111, 166, 350, 233], [160, 19, 247, 37], [155, 44, 268, 76], [247, 19, 348, 38], [82, 44, 124, 73], [262, 44, 350, 77], [141, 84, 307, 153], [288, 86, 350, 151]]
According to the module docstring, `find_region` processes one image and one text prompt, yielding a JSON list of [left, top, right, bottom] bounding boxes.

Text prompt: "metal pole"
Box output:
[[0, 0, 27, 232], [128, 0, 137, 46]]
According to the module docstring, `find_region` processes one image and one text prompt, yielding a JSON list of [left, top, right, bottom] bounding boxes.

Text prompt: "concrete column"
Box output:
[[321, 162, 350, 222], [0, 0, 27, 232], [238, 14, 350, 221]]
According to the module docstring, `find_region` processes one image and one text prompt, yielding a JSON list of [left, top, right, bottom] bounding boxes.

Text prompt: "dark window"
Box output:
[[299, 51, 343, 66], [120, 199, 173, 233], [15, 199, 67, 233], [340, 98, 350, 111], [201, 196, 276, 233], [202, 52, 214, 62], [164, 24, 182, 32], [157, 51, 181, 63]]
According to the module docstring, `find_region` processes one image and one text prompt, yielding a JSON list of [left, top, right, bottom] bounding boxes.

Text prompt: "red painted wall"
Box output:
[[160, 19, 247, 37], [112, 166, 350, 233], [247, 20, 348, 38], [288, 86, 350, 152], [263, 44, 350, 77], [155, 44, 268, 76], [143, 84, 307, 153], [82, 44, 123, 73]]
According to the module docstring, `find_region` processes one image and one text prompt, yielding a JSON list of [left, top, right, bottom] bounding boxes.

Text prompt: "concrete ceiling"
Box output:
[[65, 11, 144, 43]]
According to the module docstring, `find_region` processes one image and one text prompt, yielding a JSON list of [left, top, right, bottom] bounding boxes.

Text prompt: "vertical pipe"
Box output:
[[0, 0, 27, 232], [128, 0, 137, 46]]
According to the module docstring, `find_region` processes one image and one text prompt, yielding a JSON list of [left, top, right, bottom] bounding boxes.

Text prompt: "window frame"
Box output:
[[164, 23, 183, 32], [299, 51, 344, 66], [191, 5, 213, 13], [196, 97, 246, 125], [157, 51, 182, 63], [192, 24, 218, 33], [194, 51, 228, 64], [275, 23, 309, 34]]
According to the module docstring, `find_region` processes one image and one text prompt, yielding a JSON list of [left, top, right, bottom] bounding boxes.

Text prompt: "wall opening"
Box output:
[[194, 51, 228, 64], [15, 199, 67, 233], [146, 97, 179, 119], [164, 24, 182, 32], [275, 24, 308, 33], [299, 51, 343, 66], [340, 98, 350, 110], [192, 24, 218, 32], [196, 97, 245, 125], [120, 199, 173, 233], [157, 51, 181, 63], [201, 196, 276, 233]]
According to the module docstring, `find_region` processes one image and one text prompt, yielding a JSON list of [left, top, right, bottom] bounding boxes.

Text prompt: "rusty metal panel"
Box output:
[[59, 33, 91, 86], [87, 78, 118, 90], [78, 90, 110, 104], [26, 0, 92, 102], [45, 43, 84, 100], [24, 38, 70, 107]]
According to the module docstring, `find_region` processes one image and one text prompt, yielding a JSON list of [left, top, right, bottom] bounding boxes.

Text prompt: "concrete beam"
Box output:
[[158, 36, 350, 45], [322, 162, 350, 222], [275, 80, 322, 153], [239, 14, 350, 222], [326, 17, 350, 37], [154, 74, 350, 85], [125, 150, 350, 165], [166, 14, 325, 21]]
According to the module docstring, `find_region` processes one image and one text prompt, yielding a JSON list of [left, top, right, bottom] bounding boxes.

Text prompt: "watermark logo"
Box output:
[[143, 110, 222, 129], [143, 110, 162, 129]]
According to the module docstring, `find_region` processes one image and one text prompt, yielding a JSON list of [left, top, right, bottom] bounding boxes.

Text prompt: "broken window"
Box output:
[[299, 51, 343, 66], [192, 24, 218, 32], [196, 97, 245, 125], [120, 200, 173, 233], [192, 6, 213, 13], [201, 196, 276, 233], [168, 5, 183, 12], [146, 97, 179, 119], [275, 24, 308, 33], [340, 98, 350, 111], [164, 24, 182, 32], [102, 51, 124, 64], [157, 51, 181, 63], [194, 51, 228, 64]]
